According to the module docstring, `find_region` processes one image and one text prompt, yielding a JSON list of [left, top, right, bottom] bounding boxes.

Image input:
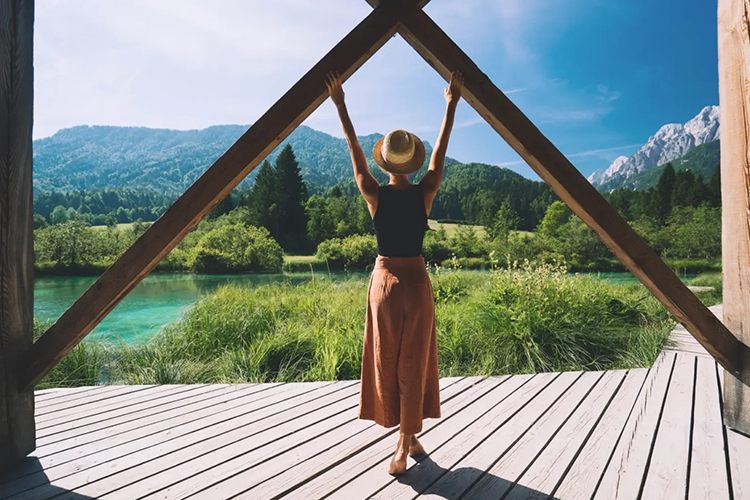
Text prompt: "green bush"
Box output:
[[189, 225, 283, 273], [316, 234, 377, 268]]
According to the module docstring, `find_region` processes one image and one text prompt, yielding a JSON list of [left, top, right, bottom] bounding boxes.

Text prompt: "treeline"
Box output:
[[33, 188, 173, 227], [32, 142, 722, 275], [35, 209, 284, 275]]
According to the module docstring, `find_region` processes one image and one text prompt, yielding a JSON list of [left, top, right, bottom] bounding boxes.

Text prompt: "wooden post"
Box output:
[[392, 5, 750, 382], [0, 0, 35, 468], [718, 0, 750, 434], [19, 3, 405, 391]]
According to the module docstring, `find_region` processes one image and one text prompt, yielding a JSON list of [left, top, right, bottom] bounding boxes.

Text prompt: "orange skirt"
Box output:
[[358, 255, 441, 434]]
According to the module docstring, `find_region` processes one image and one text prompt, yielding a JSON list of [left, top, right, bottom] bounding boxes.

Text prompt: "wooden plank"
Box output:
[[0, 383, 318, 496], [11, 381, 348, 499], [0, 0, 35, 469], [634, 354, 695, 498], [34, 383, 296, 453], [202, 376, 498, 500], [718, 0, 750, 434], [148, 377, 476, 499], [34, 386, 119, 408], [689, 358, 730, 500], [19, 2, 408, 391], [2, 385, 266, 485], [496, 372, 626, 500], [282, 377, 497, 500], [555, 369, 650, 499], [35, 386, 101, 404], [36, 385, 182, 426], [594, 352, 676, 499], [34, 385, 155, 416], [75, 383, 365, 499], [393, 5, 747, 380], [727, 427, 750, 499], [42, 378, 468, 499], [336, 373, 577, 500], [36, 385, 212, 436], [418, 372, 603, 499], [235, 375, 534, 500]]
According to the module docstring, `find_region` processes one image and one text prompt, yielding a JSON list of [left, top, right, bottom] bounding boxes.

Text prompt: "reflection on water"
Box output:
[[34, 270, 693, 345], [33, 271, 367, 344]]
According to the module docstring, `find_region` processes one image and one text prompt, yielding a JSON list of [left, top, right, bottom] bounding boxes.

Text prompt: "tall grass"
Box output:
[[38, 264, 679, 387]]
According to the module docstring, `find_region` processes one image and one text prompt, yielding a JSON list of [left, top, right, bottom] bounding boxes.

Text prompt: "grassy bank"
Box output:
[[34, 263, 714, 389]]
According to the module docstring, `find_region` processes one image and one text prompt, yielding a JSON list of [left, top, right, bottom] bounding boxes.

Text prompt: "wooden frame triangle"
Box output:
[[21, 0, 748, 391]]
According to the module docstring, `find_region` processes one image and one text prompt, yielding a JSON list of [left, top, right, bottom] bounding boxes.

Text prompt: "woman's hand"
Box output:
[[444, 70, 464, 105], [326, 72, 345, 106]]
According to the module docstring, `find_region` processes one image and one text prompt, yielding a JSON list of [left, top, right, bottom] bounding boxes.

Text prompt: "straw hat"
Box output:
[[373, 129, 426, 175]]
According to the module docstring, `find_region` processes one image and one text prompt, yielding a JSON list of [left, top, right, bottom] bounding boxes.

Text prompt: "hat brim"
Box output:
[[372, 133, 426, 175]]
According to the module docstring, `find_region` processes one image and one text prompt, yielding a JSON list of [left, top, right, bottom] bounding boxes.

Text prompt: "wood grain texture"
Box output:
[[689, 358, 730, 500], [640, 354, 695, 499], [393, 5, 747, 381], [717, 0, 750, 434], [19, 2, 407, 391], [4, 371, 746, 498], [0, 0, 35, 469]]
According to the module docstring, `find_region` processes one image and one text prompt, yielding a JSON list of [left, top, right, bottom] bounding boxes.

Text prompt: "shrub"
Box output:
[[317, 235, 377, 268], [189, 225, 283, 273]]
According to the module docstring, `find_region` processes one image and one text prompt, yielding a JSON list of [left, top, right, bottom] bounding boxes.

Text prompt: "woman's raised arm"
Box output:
[[420, 71, 463, 213], [326, 72, 379, 212]]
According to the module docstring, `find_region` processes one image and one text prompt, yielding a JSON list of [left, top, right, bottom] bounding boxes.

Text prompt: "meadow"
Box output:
[[34, 264, 721, 389]]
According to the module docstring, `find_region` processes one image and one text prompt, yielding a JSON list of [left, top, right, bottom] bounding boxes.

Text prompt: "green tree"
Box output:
[[246, 160, 280, 237], [50, 205, 69, 225], [207, 193, 235, 220], [537, 201, 571, 238], [486, 200, 520, 245], [33, 213, 48, 229], [189, 225, 283, 273], [274, 144, 309, 252], [656, 162, 676, 222], [708, 166, 721, 206]]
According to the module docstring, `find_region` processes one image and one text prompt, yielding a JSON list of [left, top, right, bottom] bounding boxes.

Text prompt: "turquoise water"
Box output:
[[33, 271, 693, 344], [33, 271, 366, 344]]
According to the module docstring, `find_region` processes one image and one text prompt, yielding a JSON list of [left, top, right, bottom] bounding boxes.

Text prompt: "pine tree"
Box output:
[[708, 165, 721, 206], [248, 160, 281, 236], [656, 162, 676, 222], [274, 144, 309, 252], [207, 193, 235, 220]]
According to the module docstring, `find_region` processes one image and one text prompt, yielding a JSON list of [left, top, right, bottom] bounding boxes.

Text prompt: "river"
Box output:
[[33, 271, 682, 344]]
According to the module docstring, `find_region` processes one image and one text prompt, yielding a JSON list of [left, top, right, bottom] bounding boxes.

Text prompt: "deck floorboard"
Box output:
[[1, 311, 746, 499]]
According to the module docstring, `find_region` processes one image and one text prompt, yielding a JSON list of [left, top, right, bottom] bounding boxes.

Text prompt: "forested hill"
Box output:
[[33, 124, 436, 194]]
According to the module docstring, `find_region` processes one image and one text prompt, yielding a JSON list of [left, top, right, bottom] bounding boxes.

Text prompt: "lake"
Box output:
[[33, 270, 686, 344]]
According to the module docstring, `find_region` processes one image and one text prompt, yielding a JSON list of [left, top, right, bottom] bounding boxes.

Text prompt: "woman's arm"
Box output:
[[326, 72, 379, 216], [420, 71, 464, 215]]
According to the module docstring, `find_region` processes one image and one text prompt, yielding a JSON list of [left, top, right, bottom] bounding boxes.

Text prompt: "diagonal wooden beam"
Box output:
[[19, 4, 405, 391], [393, 5, 749, 381]]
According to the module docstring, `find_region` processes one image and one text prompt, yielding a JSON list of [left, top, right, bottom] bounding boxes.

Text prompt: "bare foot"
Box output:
[[388, 434, 409, 475], [409, 435, 426, 456]]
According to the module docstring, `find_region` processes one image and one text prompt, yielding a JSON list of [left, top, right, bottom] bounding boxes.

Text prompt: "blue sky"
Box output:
[[34, 0, 718, 180]]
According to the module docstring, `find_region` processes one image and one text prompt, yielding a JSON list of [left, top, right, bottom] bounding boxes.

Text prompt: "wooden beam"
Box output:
[[395, 6, 750, 382], [0, 0, 35, 468], [20, 4, 404, 391], [718, 0, 750, 434]]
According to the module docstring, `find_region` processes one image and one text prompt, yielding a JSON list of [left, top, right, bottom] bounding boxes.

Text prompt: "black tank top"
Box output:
[[373, 184, 428, 257]]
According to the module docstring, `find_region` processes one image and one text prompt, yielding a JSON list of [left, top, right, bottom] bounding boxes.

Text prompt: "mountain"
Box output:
[[603, 141, 720, 192], [32, 125, 435, 195], [588, 106, 720, 191]]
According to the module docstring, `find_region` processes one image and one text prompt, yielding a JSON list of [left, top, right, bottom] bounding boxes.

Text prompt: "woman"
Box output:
[[326, 70, 464, 475]]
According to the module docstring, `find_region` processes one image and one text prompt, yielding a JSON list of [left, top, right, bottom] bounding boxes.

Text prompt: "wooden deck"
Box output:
[[1, 310, 748, 499]]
